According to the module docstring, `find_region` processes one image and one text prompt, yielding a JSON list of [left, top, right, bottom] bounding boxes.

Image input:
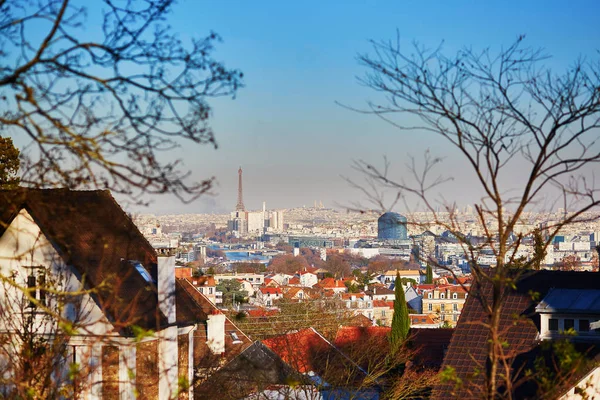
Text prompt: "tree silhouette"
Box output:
[[1, 0, 242, 202], [357, 35, 600, 398]]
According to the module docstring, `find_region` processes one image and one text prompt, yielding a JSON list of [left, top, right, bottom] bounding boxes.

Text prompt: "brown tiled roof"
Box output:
[[0, 188, 165, 333], [176, 278, 252, 366], [432, 270, 600, 399], [410, 328, 453, 369]]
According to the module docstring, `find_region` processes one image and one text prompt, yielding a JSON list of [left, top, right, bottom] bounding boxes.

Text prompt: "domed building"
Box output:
[[377, 212, 408, 240]]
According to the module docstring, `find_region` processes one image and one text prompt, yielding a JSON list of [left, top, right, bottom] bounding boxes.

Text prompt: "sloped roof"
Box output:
[[262, 327, 369, 388], [433, 270, 600, 399], [410, 328, 453, 369], [176, 278, 252, 366], [318, 278, 346, 289], [0, 188, 165, 333], [260, 287, 282, 295], [262, 328, 334, 374], [194, 341, 305, 400], [334, 326, 391, 348]]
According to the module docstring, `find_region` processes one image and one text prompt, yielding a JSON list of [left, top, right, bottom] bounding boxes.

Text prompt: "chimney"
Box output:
[[207, 311, 226, 354], [158, 255, 176, 324]]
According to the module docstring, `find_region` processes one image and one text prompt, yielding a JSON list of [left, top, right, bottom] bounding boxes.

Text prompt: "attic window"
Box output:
[[132, 261, 154, 283], [549, 318, 559, 332], [230, 332, 242, 344]]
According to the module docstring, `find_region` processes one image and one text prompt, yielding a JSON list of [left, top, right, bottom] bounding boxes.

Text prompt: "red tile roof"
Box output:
[[372, 300, 394, 308], [288, 276, 301, 285], [317, 277, 346, 289], [262, 328, 333, 374], [334, 326, 391, 348], [260, 287, 282, 295]]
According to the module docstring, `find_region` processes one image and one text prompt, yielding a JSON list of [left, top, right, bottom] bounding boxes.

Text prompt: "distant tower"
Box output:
[[236, 167, 245, 211]]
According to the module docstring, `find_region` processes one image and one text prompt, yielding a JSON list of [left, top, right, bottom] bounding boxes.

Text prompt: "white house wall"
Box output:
[[0, 209, 117, 336]]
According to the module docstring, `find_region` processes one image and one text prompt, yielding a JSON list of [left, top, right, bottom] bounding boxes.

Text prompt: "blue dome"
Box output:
[[377, 212, 408, 240]]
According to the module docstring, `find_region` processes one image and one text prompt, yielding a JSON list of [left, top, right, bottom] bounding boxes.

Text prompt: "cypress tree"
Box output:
[[390, 271, 410, 348], [425, 263, 433, 284]]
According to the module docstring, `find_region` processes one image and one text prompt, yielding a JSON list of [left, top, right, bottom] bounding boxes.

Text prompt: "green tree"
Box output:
[[390, 272, 410, 348], [425, 264, 433, 284], [0, 137, 20, 189], [216, 279, 248, 307]]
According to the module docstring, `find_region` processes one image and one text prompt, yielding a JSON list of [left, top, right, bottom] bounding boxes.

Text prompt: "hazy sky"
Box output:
[[128, 0, 600, 214]]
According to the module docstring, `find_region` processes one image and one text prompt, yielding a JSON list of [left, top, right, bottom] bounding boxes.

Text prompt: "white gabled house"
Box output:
[[0, 189, 191, 399]]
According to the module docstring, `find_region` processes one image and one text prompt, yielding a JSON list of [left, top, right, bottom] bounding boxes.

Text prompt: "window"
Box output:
[[132, 261, 154, 283], [27, 274, 36, 308], [549, 318, 559, 332], [428, 293, 432, 299], [381, 310, 386, 317], [209, 287, 213, 295], [453, 314, 458, 321], [453, 303, 458, 311], [230, 332, 242, 344], [428, 304, 433, 311], [453, 293, 458, 299], [441, 304, 445, 312], [25, 266, 46, 308], [564, 319, 575, 331], [579, 319, 590, 332], [440, 293, 445, 299]]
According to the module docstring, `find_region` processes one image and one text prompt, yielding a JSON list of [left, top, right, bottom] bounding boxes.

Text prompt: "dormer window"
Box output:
[[440, 293, 445, 299], [453, 293, 458, 299], [537, 288, 600, 340], [428, 293, 432, 299]]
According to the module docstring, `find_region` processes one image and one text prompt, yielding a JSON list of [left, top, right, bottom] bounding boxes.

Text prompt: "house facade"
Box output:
[[0, 189, 188, 399]]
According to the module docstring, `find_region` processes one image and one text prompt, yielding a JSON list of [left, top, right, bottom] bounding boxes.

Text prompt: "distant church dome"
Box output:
[[377, 212, 408, 240]]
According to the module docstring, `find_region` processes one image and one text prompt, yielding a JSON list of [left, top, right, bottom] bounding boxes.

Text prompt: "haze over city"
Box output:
[[120, 0, 600, 214]]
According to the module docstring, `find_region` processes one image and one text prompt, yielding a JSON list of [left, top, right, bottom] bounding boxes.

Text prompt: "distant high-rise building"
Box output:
[[247, 211, 264, 233], [269, 210, 284, 231], [377, 212, 408, 240]]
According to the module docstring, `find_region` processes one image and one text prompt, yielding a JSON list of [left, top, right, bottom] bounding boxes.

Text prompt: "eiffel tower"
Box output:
[[236, 167, 245, 212]]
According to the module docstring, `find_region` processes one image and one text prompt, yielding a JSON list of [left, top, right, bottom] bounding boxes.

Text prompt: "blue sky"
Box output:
[[128, 1, 600, 213]]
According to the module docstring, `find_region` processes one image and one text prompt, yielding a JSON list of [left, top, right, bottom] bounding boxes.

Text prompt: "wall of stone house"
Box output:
[[102, 346, 120, 399], [178, 333, 190, 400], [136, 340, 159, 399]]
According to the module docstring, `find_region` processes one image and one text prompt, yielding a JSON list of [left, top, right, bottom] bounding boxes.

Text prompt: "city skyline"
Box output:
[[126, 0, 600, 215], [12, 1, 600, 215]]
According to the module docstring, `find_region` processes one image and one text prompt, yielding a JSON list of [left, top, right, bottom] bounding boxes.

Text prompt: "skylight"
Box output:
[[131, 261, 154, 283]]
